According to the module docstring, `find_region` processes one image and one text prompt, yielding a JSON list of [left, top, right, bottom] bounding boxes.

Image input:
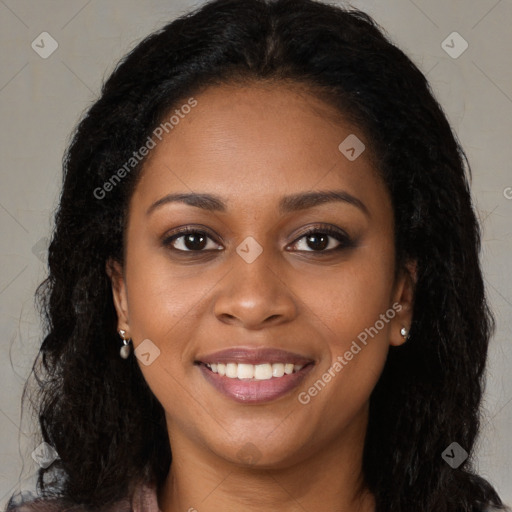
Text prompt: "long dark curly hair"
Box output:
[[5, 0, 507, 511]]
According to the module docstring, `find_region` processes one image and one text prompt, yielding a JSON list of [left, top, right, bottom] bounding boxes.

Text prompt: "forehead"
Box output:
[[131, 81, 390, 218]]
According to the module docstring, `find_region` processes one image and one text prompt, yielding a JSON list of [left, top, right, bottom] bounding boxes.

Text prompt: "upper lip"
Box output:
[[196, 347, 315, 366]]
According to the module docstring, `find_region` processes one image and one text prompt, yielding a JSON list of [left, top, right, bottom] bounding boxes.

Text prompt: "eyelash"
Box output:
[[162, 224, 354, 254]]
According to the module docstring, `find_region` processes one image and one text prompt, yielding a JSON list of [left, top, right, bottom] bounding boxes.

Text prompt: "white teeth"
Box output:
[[237, 363, 254, 379], [226, 363, 237, 378], [205, 362, 305, 379], [272, 363, 285, 377], [254, 363, 273, 380]]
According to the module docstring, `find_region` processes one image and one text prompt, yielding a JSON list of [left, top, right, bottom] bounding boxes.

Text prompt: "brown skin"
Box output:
[[108, 81, 416, 512]]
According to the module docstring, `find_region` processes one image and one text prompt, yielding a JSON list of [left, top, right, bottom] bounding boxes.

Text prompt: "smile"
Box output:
[[197, 360, 314, 404], [204, 362, 305, 380]]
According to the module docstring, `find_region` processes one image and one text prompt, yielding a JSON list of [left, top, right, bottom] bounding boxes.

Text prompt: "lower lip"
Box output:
[[198, 363, 314, 404]]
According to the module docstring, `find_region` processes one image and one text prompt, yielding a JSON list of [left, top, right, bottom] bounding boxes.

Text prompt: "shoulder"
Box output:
[[4, 493, 125, 512], [4, 495, 87, 512], [131, 481, 161, 512], [4, 483, 160, 512], [4, 498, 131, 512]]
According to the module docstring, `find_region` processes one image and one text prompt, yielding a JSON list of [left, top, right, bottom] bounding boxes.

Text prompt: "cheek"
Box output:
[[124, 242, 210, 338], [296, 239, 395, 407], [302, 240, 396, 348], [122, 252, 211, 418], [122, 242, 214, 393]]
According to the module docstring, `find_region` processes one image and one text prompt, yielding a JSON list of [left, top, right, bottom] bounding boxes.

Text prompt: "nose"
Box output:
[[213, 247, 298, 330]]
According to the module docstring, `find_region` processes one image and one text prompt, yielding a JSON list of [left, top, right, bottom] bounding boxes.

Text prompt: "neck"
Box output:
[[158, 409, 375, 512]]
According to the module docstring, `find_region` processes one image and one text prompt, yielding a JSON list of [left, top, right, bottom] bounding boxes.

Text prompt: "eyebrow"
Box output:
[[146, 190, 369, 217]]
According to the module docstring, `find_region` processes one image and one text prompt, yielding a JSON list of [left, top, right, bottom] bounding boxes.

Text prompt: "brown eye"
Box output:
[[163, 228, 222, 252], [301, 232, 331, 251], [289, 226, 354, 252]]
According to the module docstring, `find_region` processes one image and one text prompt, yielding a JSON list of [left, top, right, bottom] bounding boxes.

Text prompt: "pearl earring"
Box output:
[[400, 327, 409, 339], [119, 329, 132, 359]]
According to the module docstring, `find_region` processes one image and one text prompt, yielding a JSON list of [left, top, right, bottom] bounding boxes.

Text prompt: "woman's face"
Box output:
[[110, 81, 414, 468]]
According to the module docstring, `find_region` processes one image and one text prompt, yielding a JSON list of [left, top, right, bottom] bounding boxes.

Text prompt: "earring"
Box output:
[[119, 329, 132, 359], [400, 326, 409, 340]]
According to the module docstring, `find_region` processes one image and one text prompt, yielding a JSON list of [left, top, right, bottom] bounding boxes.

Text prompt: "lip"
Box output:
[[198, 363, 314, 403], [196, 347, 314, 366], [195, 347, 315, 404]]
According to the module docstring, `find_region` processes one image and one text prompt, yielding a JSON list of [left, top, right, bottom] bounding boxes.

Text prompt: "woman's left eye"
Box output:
[[288, 227, 353, 252]]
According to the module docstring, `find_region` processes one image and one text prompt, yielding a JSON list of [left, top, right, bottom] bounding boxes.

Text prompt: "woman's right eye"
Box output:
[[163, 228, 223, 252]]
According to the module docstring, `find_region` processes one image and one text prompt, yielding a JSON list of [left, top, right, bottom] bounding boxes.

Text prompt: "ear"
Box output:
[[106, 258, 130, 333], [389, 259, 416, 347]]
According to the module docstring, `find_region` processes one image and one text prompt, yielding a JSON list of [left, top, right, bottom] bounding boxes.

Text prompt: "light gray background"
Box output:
[[0, 0, 511, 508]]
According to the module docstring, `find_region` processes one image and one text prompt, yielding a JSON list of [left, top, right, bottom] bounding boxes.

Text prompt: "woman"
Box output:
[[5, 0, 510, 511]]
